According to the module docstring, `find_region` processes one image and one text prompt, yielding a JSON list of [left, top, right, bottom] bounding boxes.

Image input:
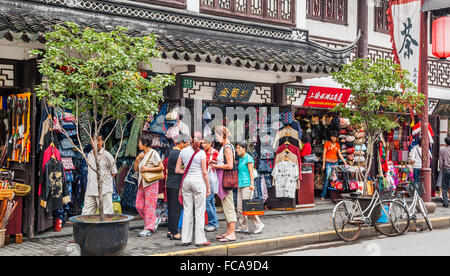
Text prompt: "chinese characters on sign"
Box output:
[[213, 82, 255, 102], [302, 86, 352, 109], [399, 17, 419, 59], [389, 0, 421, 87]]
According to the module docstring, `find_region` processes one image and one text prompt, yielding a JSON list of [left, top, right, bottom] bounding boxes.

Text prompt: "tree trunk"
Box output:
[[96, 154, 105, 222], [364, 135, 374, 196]]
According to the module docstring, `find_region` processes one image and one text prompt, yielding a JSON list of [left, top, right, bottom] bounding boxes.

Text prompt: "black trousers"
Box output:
[[167, 187, 183, 235]]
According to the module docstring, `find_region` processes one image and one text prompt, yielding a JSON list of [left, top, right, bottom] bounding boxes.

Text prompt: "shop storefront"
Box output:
[[0, 58, 39, 242]]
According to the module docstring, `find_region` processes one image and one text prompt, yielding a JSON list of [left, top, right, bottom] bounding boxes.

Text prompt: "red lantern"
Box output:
[[432, 16, 450, 59]]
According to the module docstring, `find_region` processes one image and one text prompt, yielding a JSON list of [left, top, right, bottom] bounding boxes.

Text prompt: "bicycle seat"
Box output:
[[349, 192, 359, 198]]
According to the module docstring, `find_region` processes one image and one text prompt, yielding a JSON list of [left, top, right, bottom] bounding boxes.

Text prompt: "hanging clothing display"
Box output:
[[40, 158, 71, 213], [272, 160, 299, 199]]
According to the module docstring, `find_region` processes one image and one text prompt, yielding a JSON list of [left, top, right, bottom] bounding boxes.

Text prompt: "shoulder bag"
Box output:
[[178, 149, 201, 205], [222, 144, 239, 190], [142, 150, 164, 184]]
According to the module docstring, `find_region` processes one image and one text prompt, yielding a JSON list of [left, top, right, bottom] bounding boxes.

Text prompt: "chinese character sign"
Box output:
[[388, 0, 421, 87], [302, 86, 351, 109], [213, 82, 255, 102]]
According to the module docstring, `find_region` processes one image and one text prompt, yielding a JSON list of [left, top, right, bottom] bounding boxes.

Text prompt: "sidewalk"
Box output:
[[1, 200, 449, 256]]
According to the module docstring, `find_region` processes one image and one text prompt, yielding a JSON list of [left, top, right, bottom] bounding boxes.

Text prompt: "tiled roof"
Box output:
[[0, 10, 347, 74], [421, 0, 450, 12]]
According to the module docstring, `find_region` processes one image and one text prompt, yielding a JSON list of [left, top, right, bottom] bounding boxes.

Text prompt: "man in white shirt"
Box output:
[[82, 135, 118, 215], [409, 139, 422, 186]]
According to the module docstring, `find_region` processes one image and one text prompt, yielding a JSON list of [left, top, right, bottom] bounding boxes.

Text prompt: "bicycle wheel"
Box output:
[[417, 197, 433, 231], [373, 200, 410, 237], [333, 200, 362, 242]]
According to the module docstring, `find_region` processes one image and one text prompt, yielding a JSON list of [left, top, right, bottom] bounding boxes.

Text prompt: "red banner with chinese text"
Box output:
[[302, 86, 352, 109]]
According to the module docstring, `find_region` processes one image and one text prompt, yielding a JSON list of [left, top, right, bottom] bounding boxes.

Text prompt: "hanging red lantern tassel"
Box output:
[[432, 16, 450, 59]]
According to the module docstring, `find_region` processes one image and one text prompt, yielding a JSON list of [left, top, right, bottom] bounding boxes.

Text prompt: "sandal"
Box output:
[[170, 234, 181, 240], [219, 236, 236, 242], [216, 234, 227, 239]]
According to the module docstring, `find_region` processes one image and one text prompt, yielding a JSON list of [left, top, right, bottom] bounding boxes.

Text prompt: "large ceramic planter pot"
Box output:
[[69, 214, 134, 256]]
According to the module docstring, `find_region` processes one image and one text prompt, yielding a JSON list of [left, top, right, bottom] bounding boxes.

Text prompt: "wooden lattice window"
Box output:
[[306, 0, 348, 25], [132, 0, 186, 9], [200, 0, 295, 26], [374, 0, 389, 34]]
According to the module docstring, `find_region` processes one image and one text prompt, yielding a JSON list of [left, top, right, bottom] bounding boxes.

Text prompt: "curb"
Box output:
[[28, 206, 334, 241], [150, 216, 450, 256]]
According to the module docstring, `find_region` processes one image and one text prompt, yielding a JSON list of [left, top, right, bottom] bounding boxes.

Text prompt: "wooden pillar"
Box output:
[[357, 0, 369, 58], [420, 2, 431, 202]]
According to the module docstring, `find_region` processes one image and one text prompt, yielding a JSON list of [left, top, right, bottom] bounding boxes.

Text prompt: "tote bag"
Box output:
[[208, 153, 219, 194]]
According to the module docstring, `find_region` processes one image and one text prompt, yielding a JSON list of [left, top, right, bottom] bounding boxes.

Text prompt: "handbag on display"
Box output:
[[149, 104, 168, 135], [61, 121, 76, 130], [141, 150, 164, 184], [203, 107, 212, 122], [60, 138, 75, 150], [53, 116, 62, 134], [165, 108, 178, 121], [61, 157, 75, 170], [303, 154, 318, 163], [166, 124, 180, 140], [258, 159, 274, 173]]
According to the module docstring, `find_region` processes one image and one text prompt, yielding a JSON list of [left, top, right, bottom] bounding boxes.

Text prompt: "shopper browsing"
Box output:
[[235, 141, 264, 234], [134, 132, 164, 237], [175, 132, 211, 247], [202, 135, 220, 232], [166, 134, 190, 240], [210, 126, 237, 242], [321, 131, 347, 200]]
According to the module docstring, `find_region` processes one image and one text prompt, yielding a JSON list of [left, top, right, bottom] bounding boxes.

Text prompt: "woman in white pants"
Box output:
[[175, 133, 211, 247]]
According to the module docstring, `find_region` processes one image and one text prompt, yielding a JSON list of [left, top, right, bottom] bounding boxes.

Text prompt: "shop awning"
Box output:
[[0, 1, 355, 75]]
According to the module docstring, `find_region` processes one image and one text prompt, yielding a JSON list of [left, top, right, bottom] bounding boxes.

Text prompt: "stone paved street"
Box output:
[[1, 200, 449, 256]]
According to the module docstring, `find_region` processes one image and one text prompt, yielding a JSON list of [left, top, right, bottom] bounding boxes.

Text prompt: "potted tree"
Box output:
[[331, 58, 424, 199], [30, 22, 174, 256]]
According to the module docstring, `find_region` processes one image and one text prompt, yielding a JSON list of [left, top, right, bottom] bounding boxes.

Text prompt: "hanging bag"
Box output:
[[208, 152, 219, 194], [222, 144, 239, 190], [178, 149, 201, 205], [242, 190, 265, 216], [149, 104, 168, 135]]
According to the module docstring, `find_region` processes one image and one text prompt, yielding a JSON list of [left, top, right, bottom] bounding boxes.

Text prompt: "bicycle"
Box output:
[[332, 182, 410, 242], [393, 179, 433, 231]]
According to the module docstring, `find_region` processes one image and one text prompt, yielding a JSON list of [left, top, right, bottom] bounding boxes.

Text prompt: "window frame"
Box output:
[[306, 0, 348, 26], [200, 0, 296, 27], [374, 0, 390, 34]]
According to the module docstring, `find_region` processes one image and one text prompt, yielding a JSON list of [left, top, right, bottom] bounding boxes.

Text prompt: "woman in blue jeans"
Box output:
[[321, 132, 347, 200], [202, 136, 220, 232]]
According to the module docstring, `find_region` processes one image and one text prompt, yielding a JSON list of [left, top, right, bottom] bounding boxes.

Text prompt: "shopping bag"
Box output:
[[208, 167, 219, 194], [242, 198, 265, 216]]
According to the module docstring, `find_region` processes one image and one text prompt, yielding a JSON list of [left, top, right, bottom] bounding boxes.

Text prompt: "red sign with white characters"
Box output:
[[303, 86, 352, 109]]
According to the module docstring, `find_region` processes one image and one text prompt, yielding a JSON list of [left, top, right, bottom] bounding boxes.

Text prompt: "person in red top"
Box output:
[[300, 134, 312, 160], [202, 135, 220, 232]]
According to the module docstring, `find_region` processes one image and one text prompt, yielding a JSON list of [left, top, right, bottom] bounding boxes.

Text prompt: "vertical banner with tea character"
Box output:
[[388, 0, 422, 88]]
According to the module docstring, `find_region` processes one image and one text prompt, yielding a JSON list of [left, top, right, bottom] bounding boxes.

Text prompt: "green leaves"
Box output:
[[30, 22, 174, 122], [331, 58, 424, 134]]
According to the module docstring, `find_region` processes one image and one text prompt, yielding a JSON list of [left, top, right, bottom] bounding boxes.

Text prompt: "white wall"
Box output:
[[186, 0, 200, 13], [306, 0, 358, 43]]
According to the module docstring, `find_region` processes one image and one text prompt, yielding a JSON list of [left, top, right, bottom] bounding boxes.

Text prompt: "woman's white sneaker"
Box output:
[[253, 224, 264, 234]]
